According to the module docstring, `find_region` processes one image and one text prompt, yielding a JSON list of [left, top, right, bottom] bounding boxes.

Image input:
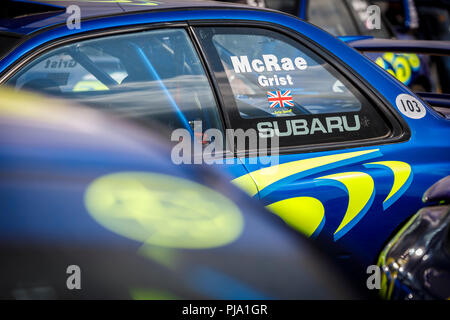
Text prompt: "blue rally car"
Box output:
[[0, 0, 449, 282], [0, 87, 359, 299]]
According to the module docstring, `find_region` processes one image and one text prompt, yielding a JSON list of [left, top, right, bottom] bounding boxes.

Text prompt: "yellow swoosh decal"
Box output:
[[232, 172, 259, 196], [364, 161, 412, 210], [316, 172, 375, 241], [266, 197, 325, 238], [232, 149, 381, 197]]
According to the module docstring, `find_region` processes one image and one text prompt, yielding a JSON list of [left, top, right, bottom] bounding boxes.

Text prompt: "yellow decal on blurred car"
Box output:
[[85, 172, 244, 249]]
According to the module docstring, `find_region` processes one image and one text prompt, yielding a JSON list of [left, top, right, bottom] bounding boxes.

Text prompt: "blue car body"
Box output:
[[0, 0, 449, 268], [0, 88, 358, 299]]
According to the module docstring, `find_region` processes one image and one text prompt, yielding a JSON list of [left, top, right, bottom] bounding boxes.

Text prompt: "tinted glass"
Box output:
[[7, 29, 223, 136], [211, 32, 362, 119], [196, 27, 391, 148]]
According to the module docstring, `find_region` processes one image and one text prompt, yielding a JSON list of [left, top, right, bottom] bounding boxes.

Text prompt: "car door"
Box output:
[[192, 24, 450, 266]]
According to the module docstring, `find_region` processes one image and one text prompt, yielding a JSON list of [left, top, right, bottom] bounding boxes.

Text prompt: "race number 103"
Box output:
[[395, 94, 426, 119]]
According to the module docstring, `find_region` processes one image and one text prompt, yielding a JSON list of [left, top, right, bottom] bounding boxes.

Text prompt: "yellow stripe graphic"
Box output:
[[232, 149, 380, 197], [364, 161, 412, 210], [266, 197, 325, 238], [316, 172, 375, 240]]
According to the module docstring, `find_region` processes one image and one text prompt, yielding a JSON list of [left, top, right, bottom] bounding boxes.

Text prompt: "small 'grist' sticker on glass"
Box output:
[[395, 94, 426, 119]]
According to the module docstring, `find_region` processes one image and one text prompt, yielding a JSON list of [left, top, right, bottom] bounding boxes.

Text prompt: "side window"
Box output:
[[7, 29, 223, 138], [195, 27, 391, 148]]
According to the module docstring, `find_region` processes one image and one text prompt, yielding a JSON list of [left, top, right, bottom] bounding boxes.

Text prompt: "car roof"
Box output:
[[1, 0, 249, 35]]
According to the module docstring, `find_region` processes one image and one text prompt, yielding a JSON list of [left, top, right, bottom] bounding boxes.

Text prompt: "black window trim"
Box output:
[[188, 20, 410, 158]]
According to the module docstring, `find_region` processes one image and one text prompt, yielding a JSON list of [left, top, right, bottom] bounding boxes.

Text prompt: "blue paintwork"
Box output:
[[0, 4, 449, 267]]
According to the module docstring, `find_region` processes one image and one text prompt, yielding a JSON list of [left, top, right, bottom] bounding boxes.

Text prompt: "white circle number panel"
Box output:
[[395, 94, 426, 119]]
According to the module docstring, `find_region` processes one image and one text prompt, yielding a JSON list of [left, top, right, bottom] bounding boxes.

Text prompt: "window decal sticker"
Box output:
[[395, 94, 426, 119], [230, 55, 308, 74], [197, 27, 391, 148], [267, 90, 294, 109], [256, 115, 361, 138]]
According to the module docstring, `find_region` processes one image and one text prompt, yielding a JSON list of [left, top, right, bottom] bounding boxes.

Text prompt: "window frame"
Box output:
[[188, 20, 410, 158], [0, 23, 235, 159], [192, 25, 389, 144]]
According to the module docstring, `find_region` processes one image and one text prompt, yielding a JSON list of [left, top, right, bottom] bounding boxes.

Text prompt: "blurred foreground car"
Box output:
[[0, 0, 449, 280], [0, 88, 357, 299]]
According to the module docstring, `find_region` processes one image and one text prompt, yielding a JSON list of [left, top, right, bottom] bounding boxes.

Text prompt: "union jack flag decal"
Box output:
[[266, 90, 294, 108]]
